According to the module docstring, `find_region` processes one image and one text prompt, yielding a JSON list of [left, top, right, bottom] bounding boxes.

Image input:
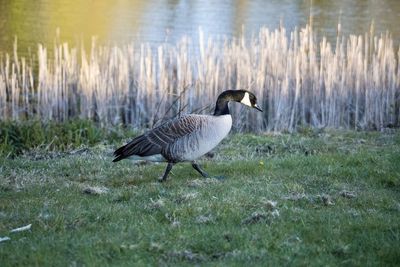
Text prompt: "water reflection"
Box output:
[[0, 0, 399, 56]]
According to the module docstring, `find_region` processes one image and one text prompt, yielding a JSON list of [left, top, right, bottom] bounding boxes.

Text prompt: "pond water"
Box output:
[[0, 0, 399, 55]]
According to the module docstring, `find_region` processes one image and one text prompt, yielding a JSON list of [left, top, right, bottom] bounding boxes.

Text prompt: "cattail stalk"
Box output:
[[0, 24, 399, 132]]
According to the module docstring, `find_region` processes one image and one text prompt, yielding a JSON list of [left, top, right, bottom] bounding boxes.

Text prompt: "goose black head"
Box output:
[[237, 90, 263, 112], [214, 90, 263, 116]]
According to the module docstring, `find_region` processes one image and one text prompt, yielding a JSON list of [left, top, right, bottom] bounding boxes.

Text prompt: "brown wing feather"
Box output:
[[113, 115, 203, 162]]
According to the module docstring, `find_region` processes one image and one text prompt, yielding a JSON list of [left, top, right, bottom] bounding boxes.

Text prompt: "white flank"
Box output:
[[240, 92, 252, 107], [128, 154, 166, 162], [10, 224, 32, 233]]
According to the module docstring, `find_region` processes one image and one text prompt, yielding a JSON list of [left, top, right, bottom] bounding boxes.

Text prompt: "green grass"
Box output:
[[0, 120, 137, 157], [0, 127, 400, 266]]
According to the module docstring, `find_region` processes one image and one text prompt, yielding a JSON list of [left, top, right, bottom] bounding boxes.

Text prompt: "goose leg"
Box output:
[[159, 162, 174, 182], [192, 162, 209, 178]]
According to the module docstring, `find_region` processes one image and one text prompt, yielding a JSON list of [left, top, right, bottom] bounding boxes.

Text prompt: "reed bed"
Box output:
[[0, 24, 399, 132]]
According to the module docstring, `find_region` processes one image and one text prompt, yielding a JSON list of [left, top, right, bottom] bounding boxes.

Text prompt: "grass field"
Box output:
[[0, 127, 400, 266]]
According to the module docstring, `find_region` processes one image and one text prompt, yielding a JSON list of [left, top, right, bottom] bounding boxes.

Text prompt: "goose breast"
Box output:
[[164, 114, 232, 162]]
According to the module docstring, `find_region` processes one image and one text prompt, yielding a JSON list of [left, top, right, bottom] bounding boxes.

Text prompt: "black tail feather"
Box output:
[[112, 134, 161, 162], [113, 146, 125, 157], [112, 155, 124, 162]]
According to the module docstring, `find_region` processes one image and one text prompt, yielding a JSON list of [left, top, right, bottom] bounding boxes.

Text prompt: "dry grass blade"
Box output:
[[10, 224, 32, 233]]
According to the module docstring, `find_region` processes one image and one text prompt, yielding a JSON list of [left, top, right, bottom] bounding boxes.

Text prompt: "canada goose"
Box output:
[[113, 89, 262, 181]]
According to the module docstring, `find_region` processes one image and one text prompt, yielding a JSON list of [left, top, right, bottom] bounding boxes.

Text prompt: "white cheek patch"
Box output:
[[240, 92, 252, 107]]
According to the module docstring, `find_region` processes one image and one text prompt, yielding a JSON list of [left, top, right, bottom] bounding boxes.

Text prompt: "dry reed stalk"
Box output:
[[0, 24, 399, 132]]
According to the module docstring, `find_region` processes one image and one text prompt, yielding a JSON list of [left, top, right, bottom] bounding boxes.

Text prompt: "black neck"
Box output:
[[213, 90, 245, 116]]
